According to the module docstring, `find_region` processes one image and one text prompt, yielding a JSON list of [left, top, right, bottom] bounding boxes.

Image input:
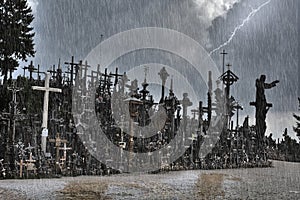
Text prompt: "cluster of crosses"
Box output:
[[0, 49, 279, 178]]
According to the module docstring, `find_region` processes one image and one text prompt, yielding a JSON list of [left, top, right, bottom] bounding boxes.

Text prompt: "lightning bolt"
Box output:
[[209, 0, 272, 55]]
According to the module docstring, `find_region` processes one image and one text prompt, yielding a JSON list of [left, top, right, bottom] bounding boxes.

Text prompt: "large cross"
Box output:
[[32, 73, 62, 153]]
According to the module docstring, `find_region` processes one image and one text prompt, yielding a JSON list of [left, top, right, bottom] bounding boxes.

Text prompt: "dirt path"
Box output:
[[0, 160, 299, 199]]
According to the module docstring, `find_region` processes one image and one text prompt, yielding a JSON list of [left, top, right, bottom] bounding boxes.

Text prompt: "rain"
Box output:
[[30, 0, 298, 140], [0, 0, 299, 199]]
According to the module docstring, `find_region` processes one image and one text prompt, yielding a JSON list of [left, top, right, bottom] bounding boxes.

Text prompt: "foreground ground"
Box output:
[[0, 160, 299, 199]]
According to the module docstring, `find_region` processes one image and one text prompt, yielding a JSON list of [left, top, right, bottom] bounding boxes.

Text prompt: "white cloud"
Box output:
[[193, 0, 240, 21]]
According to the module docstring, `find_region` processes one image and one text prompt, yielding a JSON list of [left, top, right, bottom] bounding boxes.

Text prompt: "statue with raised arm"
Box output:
[[250, 75, 279, 155]]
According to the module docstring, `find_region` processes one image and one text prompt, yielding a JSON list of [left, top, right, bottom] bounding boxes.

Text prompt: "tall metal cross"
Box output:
[[220, 50, 228, 74], [32, 73, 62, 153]]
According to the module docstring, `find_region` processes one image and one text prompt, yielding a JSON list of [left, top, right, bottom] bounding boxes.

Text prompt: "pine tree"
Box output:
[[293, 98, 300, 140], [0, 0, 35, 83]]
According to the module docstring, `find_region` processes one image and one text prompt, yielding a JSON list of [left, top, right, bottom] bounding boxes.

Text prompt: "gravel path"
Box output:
[[0, 160, 299, 199]]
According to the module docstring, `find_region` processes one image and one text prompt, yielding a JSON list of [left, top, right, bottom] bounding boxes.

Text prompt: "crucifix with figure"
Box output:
[[32, 73, 62, 154], [250, 74, 279, 155]]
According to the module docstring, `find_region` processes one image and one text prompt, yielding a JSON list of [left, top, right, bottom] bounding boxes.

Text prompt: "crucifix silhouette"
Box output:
[[250, 75, 279, 146]]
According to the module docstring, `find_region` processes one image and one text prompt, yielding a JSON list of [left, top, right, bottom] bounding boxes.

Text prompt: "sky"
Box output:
[[16, 0, 300, 140]]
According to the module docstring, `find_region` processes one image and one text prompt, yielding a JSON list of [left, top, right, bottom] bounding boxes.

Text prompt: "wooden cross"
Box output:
[[64, 56, 81, 86], [87, 71, 98, 88], [110, 68, 123, 86], [100, 68, 112, 92], [49, 132, 68, 163], [23, 61, 37, 80], [47, 65, 57, 78], [32, 64, 42, 81], [32, 73, 62, 153], [25, 152, 36, 173]]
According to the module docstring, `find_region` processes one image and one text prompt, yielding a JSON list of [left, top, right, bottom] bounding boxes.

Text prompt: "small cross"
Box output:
[[32, 64, 42, 80], [47, 65, 57, 78], [226, 63, 232, 71], [110, 68, 123, 86], [65, 56, 81, 86], [24, 61, 37, 80]]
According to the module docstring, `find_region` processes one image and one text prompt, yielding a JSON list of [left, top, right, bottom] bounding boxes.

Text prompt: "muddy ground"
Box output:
[[0, 160, 299, 199]]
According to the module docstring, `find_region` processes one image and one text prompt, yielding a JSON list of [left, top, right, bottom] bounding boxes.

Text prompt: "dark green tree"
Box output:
[[0, 0, 35, 83], [293, 98, 300, 140]]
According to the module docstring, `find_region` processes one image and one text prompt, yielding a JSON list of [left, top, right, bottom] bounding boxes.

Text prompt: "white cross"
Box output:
[[32, 73, 62, 153]]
